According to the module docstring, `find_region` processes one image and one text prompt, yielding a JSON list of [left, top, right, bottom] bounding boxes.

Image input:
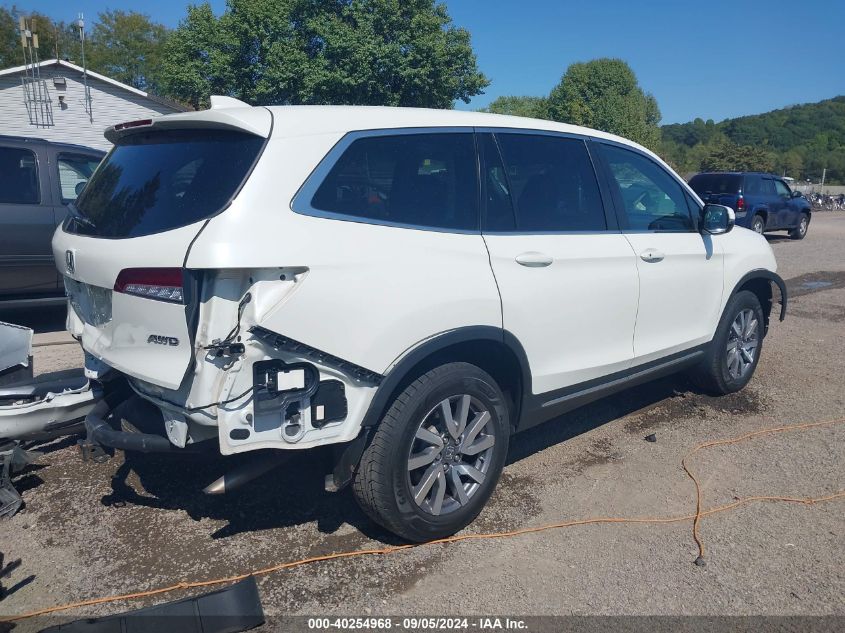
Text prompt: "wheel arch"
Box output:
[[331, 328, 531, 491], [729, 269, 787, 334], [361, 327, 531, 434]]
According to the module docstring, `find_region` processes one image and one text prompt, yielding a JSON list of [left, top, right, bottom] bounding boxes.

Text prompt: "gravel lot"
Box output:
[[1, 213, 843, 623]]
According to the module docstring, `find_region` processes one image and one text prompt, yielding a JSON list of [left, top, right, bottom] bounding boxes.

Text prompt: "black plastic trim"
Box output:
[[249, 326, 383, 385], [517, 344, 708, 430], [360, 326, 531, 428], [358, 326, 708, 437], [85, 399, 179, 453], [731, 269, 787, 322], [39, 576, 264, 633]]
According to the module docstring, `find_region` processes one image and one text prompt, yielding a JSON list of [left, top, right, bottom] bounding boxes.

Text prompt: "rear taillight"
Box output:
[[737, 195, 745, 211], [114, 268, 185, 303]]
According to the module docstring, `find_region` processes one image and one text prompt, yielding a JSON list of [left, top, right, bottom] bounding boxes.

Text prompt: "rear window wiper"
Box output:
[[67, 201, 97, 229]]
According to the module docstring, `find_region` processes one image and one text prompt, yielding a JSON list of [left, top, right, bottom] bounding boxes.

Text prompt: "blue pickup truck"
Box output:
[[688, 172, 811, 240]]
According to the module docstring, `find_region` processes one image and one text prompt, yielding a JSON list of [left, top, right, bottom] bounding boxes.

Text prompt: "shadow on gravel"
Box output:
[[92, 373, 743, 543], [507, 374, 688, 465], [508, 373, 765, 467], [101, 448, 404, 544], [0, 553, 36, 601]]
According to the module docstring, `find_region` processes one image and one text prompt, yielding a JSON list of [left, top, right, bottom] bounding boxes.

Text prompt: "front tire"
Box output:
[[353, 362, 510, 542], [690, 290, 764, 395], [789, 213, 809, 240]]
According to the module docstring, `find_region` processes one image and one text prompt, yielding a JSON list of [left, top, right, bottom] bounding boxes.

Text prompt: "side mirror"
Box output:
[[790, 190, 803, 199], [701, 204, 734, 235], [74, 180, 87, 196]]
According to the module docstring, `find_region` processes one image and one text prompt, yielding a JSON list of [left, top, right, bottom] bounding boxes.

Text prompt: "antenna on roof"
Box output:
[[76, 13, 93, 123], [19, 15, 53, 127]]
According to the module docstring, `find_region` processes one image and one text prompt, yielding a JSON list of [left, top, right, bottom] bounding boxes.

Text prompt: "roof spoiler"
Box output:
[[209, 94, 250, 109], [104, 97, 271, 144]]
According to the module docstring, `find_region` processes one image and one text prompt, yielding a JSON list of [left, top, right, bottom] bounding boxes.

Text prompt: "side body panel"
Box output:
[[623, 232, 724, 362], [0, 141, 59, 296], [716, 228, 780, 316], [484, 233, 639, 393], [186, 134, 503, 377]]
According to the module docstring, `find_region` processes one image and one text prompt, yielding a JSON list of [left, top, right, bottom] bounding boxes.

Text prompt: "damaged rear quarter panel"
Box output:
[[185, 135, 503, 378]]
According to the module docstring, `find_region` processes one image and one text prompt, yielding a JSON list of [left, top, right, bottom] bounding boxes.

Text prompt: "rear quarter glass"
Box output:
[[67, 129, 265, 238]]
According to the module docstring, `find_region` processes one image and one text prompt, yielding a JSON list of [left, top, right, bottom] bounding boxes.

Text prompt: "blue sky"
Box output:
[[20, 0, 845, 124]]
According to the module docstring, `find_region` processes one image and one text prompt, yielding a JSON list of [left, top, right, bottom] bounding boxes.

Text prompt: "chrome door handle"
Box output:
[[515, 252, 554, 267], [639, 249, 665, 263]]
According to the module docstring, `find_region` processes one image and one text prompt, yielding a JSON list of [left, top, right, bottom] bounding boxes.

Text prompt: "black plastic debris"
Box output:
[[0, 441, 37, 519], [39, 576, 265, 633], [644, 433, 657, 443]]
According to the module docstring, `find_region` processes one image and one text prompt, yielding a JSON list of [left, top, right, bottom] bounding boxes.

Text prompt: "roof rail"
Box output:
[[209, 95, 251, 110]]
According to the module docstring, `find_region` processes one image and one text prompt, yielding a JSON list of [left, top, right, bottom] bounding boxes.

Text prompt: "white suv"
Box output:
[[53, 99, 787, 541]]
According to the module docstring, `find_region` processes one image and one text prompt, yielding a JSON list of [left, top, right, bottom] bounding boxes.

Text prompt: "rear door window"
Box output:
[[744, 175, 762, 195], [0, 147, 39, 204], [70, 129, 265, 238], [57, 153, 102, 203], [688, 173, 742, 197], [761, 178, 777, 196], [490, 132, 606, 232], [599, 144, 693, 232], [309, 132, 479, 231]]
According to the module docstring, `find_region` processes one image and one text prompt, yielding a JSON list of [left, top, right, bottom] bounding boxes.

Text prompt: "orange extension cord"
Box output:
[[3, 416, 844, 622]]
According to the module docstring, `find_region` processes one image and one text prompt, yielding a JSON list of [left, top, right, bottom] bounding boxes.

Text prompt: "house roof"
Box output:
[[0, 58, 189, 112]]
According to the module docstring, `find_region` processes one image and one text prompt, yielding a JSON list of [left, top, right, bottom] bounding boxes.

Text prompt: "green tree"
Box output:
[[481, 95, 549, 119], [0, 8, 69, 66], [160, 0, 489, 109], [698, 139, 775, 173], [89, 11, 169, 91], [0, 7, 18, 67], [159, 3, 233, 109], [0, 7, 88, 68], [661, 96, 845, 183], [547, 58, 661, 150]]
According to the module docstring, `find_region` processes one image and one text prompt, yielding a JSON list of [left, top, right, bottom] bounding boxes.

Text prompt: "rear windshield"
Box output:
[[688, 173, 742, 196], [68, 129, 264, 238]]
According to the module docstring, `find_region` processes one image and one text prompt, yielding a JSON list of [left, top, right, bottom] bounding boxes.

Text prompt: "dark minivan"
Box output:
[[0, 135, 104, 307], [688, 172, 811, 239]]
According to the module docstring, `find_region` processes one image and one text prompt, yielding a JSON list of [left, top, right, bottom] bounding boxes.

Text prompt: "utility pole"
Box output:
[[821, 167, 826, 190]]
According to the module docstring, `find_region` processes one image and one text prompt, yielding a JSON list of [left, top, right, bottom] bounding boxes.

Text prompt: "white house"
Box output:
[[0, 58, 187, 151]]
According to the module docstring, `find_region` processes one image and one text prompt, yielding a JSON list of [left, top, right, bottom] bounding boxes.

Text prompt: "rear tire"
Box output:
[[690, 290, 764, 396], [789, 213, 809, 240], [353, 362, 509, 542], [751, 214, 766, 234]]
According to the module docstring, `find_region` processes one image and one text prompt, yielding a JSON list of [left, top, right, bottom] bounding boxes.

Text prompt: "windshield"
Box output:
[[68, 129, 265, 238], [688, 173, 742, 196]]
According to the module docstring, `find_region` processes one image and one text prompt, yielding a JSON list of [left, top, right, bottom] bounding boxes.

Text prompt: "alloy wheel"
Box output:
[[752, 217, 765, 234], [406, 394, 496, 516], [726, 308, 759, 380], [799, 217, 808, 236]]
